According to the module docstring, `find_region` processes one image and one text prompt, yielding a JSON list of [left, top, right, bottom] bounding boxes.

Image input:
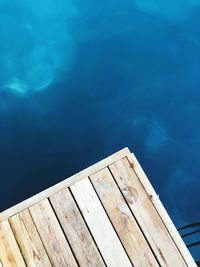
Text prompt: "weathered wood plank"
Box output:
[[0, 220, 26, 267], [0, 148, 130, 222], [70, 178, 132, 267], [109, 158, 187, 267], [9, 209, 52, 267], [29, 199, 78, 267], [90, 168, 159, 267], [50, 188, 105, 267], [127, 153, 197, 267]]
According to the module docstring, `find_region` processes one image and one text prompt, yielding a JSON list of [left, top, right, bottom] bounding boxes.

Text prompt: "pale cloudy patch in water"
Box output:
[[0, 0, 77, 96], [134, 0, 200, 21], [132, 117, 170, 153]]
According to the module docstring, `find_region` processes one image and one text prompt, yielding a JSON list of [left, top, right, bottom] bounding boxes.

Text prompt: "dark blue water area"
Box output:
[[0, 0, 200, 259]]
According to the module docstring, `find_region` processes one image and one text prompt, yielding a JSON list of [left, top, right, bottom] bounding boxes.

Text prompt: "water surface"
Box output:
[[0, 0, 200, 259]]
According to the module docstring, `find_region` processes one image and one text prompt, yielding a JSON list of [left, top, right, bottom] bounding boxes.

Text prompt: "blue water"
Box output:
[[0, 0, 200, 259]]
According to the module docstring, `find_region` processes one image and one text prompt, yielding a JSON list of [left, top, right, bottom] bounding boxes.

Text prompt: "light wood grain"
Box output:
[[110, 158, 187, 267], [70, 178, 132, 267], [0, 148, 196, 267], [9, 209, 52, 267], [90, 167, 159, 266], [50, 188, 105, 267], [0, 148, 130, 222], [0, 220, 26, 267], [29, 199, 78, 267], [127, 153, 197, 267]]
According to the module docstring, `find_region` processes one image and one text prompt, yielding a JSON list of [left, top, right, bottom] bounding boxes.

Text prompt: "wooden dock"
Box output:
[[0, 148, 197, 266]]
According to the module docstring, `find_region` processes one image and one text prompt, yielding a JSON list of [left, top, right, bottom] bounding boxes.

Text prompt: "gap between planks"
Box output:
[[90, 167, 159, 267], [0, 148, 196, 267], [49, 188, 106, 267], [126, 153, 197, 267], [0, 147, 130, 222]]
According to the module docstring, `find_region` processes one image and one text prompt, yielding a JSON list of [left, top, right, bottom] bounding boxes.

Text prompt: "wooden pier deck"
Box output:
[[0, 148, 197, 266]]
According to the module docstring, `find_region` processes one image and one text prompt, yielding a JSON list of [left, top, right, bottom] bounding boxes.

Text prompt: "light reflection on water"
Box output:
[[0, 0, 200, 259]]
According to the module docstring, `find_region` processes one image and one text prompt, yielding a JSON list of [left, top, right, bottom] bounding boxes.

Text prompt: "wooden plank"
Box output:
[[0, 220, 26, 267], [29, 199, 78, 267], [0, 148, 130, 222], [9, 209, 52, 267], [90, 168, 159, 267], [50, 188, 105, 267], [109, 158, 187, 267], [70, 178, 132, 267], [127, 153, 197, 267]]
